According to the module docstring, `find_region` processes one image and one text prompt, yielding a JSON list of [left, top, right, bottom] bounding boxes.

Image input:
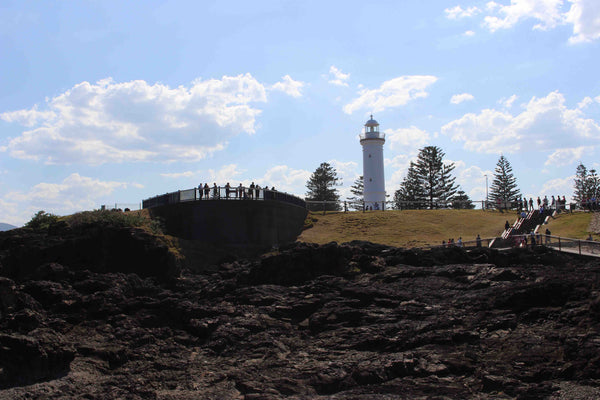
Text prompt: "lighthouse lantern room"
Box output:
[[359, 115, 386, 210]]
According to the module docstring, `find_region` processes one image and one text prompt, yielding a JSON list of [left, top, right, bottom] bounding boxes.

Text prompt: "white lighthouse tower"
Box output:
[[360, 115, 386, 210]]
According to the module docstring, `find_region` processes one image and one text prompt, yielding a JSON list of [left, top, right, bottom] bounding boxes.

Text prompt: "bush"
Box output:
[[64, 210, 164, 234], [25, 211, 59, 231]]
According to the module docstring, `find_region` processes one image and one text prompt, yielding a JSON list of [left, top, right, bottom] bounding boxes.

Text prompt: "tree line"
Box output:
[[305, 146, 593, 211]]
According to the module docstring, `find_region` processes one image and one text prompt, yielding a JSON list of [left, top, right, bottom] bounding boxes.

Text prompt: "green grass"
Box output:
[[299, 209, 517, 248], [545, 211, 597, 240], [298, 209, 597, 247]]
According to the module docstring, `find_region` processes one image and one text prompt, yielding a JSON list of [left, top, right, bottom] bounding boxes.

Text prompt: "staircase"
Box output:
[[491, 209, 554, 248]]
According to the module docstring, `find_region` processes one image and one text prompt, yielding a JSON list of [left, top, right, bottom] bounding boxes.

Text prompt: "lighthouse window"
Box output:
[[368, 154, 371, 158], [369, 178, 372, 182]]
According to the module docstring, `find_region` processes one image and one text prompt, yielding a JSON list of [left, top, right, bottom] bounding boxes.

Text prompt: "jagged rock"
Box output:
[[0, 230, 598, 398], [0, 328, 75, 388]]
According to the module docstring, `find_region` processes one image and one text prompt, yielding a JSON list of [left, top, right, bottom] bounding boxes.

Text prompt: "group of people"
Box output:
[[196, 183, 275, 200], [515, 195, 567, 212], [581, 197, 599, 211]]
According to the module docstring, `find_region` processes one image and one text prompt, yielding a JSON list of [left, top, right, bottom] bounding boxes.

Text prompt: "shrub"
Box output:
[[25, 211, 59, 231]]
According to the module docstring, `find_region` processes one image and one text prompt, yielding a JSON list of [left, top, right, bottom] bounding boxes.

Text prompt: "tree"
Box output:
[[393, 162, 424, 209], [573, 163, 588, 204], [414, 146, 459, 209], [306, 162, 341, 211], [25, 210, 59, 231], [574, 163, 599, 206], [489, 155, 520, 209], [347, 176, 364, 211], [452, 190, 475, 209]]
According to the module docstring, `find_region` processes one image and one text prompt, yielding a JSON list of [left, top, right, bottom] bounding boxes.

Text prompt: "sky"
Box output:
[[1, 0, 599, 226]]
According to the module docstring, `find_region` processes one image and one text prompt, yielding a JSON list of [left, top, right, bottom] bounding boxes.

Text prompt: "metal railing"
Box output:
[[142, 186, 306, 209]]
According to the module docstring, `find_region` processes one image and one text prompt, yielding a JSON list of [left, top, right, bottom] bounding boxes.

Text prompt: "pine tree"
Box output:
[[452, 190, 475, 209], [393, 162, 425, 209], [588, 169, 599, 198], [489, 155, 520, 209], [414, 146, 458, 209], [347, 176, 364, 211], [306, 162, 341, 211], [438, 164, 458, 206], [574, 163, 600, 206]]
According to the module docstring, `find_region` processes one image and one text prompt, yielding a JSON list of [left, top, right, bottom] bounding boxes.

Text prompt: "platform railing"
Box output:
[[142, 186, 306, 209]]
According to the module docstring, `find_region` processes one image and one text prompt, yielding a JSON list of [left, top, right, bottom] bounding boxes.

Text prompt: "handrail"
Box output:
[[142, 186, 306, 209]]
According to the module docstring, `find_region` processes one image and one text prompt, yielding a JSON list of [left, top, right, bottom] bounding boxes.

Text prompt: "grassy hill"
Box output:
[[298, 209, 597, 248]]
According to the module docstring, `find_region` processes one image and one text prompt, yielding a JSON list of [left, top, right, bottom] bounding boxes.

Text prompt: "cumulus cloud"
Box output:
[[539, 176, 574, 200], [445, 5, 481, 19], [566, 0, 600, 43], [450, 93, 475, 104], [260, 165, 311, 194], [385, 127, 430, 152], [544, 146, 593, 166], [442, 91, 600, 154], [327, 66, 350, 87], [343, 75, 438, 114], [0, 173, 131, 225], [450, 0, 600, 43], [271, 75, 305, 97], [483, 0, 566, 32], [464, 30, 476, 36], [0, 74, 299, 165]]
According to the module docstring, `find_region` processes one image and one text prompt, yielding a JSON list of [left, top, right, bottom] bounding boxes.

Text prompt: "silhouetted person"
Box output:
[[505, 220, 510, 231], [476, 234, 482, 248]]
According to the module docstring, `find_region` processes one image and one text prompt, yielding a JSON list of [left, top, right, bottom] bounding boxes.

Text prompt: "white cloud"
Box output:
[[483, 0, 566, 32], [328, 66, 350, 87], [0, 173, 130, 225], [271, 75, 305, 97], [260, 165, 311, 194], [499, 94, 518, 108], [566, 0, 600, 43], [384, 126, 430, 152], [450, 93, 475, 104], [539, 176, 574, 201], [343, 75, 438, 114], [0, 74, 279, 165], [452, 0, 600, 43], [442, 91, 600, 154], [544, 146, 592, 166], [445, 5, 481, 19], [160, 171, 196, 179], [464, 30, 476, 36]]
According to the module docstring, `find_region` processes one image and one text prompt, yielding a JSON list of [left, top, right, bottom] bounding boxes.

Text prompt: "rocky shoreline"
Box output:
[[1, 226, 600, 399]]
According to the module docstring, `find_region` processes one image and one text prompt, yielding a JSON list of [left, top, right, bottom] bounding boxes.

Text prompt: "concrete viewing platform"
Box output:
[[142, 186, 307, 248]]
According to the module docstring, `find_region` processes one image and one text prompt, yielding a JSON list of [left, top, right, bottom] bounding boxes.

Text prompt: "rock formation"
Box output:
[[0, 226, 599, 399]]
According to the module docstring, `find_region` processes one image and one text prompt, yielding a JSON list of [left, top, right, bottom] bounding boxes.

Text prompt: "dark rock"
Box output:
[[0, 230, 599, 398], [0, 328, 75, 388]]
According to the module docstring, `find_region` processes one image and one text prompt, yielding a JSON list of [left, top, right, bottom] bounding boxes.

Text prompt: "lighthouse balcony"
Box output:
[[359, 132, 385, 141]]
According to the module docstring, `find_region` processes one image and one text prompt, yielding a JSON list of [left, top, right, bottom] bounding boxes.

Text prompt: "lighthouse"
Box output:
[[360, 115, 386, 210]]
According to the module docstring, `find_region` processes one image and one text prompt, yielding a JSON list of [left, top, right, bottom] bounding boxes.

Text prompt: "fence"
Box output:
[[100, 203, 142, 211], [142, 186, 306, 209], [544, 235, 600, 256]]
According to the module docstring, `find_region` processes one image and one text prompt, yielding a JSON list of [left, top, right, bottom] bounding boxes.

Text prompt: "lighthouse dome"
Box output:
[[365, 115, 379, 127]]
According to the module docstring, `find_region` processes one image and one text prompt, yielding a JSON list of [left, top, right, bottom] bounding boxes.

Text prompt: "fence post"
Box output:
[[558, 237, 561, 251], [579, 240, 581, 255]]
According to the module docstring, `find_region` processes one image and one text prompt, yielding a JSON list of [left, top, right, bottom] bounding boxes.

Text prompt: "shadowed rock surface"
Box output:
[[0, 227, 600, 399]]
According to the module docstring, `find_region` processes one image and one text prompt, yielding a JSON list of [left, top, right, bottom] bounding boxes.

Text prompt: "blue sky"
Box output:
[[1, 0, 599, 225]]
